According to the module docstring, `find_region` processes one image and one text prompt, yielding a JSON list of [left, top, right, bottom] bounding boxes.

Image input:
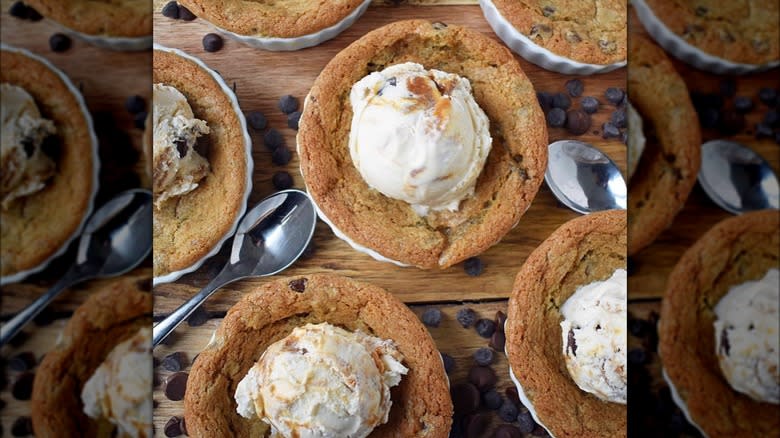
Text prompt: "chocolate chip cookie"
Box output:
[[505, 210, 627, 438], [184, 273, 452, 437]]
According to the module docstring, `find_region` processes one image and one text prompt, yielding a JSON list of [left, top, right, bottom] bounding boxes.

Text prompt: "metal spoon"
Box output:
[[545, 140, 627, 214], [0, 189, 153, 345], [698, 140, 779, 214], [152, 189, 317, 346]]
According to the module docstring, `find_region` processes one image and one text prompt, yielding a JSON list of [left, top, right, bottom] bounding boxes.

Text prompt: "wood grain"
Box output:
[[627, 9, 780, 299]]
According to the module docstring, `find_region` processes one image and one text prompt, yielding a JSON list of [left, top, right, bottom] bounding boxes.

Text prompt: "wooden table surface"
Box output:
[[149, 1, 626, 436]]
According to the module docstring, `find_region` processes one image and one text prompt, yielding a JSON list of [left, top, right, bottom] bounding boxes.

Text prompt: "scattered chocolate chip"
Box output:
[[164, 416, 184, 437], [9, 331, 30, 347], [178, 5, 196, 20], [719, 79, 736, 97], [698, 107, 720, 128], [451, 383, 480, 415], [494, 424, 522, 438], [482, 388, 502, 410], [536, 92, 552, 113], [758, 87, 778, 107], [161, 1, 180, 19], [468, 366, 497, 391], [202, 33, 223, 52], [692, 91, 724, 110], [246, 111, 267, 131], [263, 128, 284, 150], [136, 277, 153, 292], [755, 122, 774, 139], [489, 330, 505, 351], [272, 171, 293, 190], [7, 352, 36, 372], [464, 413, 490, 438], [12, 372, 34, 400], [719, 110, 745, 135], [49, 33, 72, 52], [565, 79, 584, 97], [441, 352, 455, 374], [532, 425, 550, 436], [162, 352, 189, 372], [186, 306, 209, 327], [566, 109, 591, 135], [421, 308, 442, 327], [272, 146, 292, 165], [464, 257, 484, 276], [11, 416, 32, 436], [456, 308, 477, 328], [581, 96, 599, 114], [629, 317, 651, 337], [495, 310, 507, 330], [278, 95, 299, 114], [0, 399, 6, 410], [602, 122, 620, 139], [9, 2, 41, 21], [164, 372, 188, 401], [611, 107, 627, 128], [475, 318, 496, 338], [124, 95, 146, 114], [764, 109, 779, 127], [287, 111, 302, 130], [133, 111, 147, 129], [605, 87, 625, 105], [551, 92, 571, 110], [473, 347, 494, 366], [734, 96, 754, 113], [180, 417, 188, 435], [517, 409, 537, 434], [498, 399, 519, 422], [289, 278, 307, 292], [628, 347, 648, 365], [546, 107, 566, 127], [505, 386, 520, 406]]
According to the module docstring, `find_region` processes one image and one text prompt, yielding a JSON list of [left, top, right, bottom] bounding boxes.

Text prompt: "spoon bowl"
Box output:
[[698, 140, 779, 214], [1, 189, 152, 345], [152, 189, 317, 346], [545, 140, 627, 214]]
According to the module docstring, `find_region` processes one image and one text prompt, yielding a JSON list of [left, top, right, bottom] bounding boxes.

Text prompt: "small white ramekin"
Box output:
[[632, 0, 780, 75], [479, 0, 626, 75], [661, 367, 710, 438], [152, 44, 254, 286], [0, 44, 100, 286], [205, 0, 371, 51]]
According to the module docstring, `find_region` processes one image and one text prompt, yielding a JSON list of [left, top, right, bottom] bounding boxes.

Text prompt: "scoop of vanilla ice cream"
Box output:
[[152, 83, 209, 207], [626, 101, 645, 181], [81, 327, 153, 438], [235, 322, 408, 438], [348, 62, 491, 216], [560, 269, 627, 404], [1, 83, 56, 209], [713, 268, 779, 404]]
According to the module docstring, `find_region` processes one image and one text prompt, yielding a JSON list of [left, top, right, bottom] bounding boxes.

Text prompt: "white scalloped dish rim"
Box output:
[[152, 44, 254, 286], [206, 0, 372, 51], [479, 0, 626, 75], [0, 44, 100, 286], [632, 0, 779, 75]]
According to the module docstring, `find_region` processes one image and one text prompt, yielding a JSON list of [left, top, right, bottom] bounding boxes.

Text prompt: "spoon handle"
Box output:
[[153, 273, 234, 347], [0, 268, 84, 346]]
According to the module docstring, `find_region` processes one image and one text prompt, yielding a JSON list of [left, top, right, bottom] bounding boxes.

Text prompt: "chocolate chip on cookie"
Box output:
[[289, 278, 308, 292], [164, 372, 188, 401]]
